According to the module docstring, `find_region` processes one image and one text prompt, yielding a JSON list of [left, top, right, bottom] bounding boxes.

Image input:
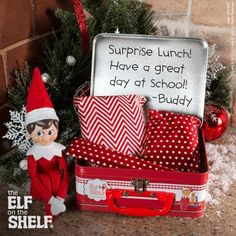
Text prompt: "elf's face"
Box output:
[[30, 123, 58, 146]]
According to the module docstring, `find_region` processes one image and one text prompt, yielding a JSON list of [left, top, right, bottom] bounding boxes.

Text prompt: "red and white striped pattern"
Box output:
[[74, 95, 146, 156], [75, 177, 207, 191]]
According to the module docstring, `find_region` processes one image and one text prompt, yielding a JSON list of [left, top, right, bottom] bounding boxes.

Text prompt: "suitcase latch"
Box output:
[[131, 179, 149, 193]]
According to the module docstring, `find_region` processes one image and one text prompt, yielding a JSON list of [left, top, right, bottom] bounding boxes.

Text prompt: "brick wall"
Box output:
[[0, 0, 235, 154], [145, 0, 236, 87], [0, 0, 72, 155]]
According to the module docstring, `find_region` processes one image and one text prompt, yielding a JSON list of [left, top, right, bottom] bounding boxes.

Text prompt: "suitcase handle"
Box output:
[[106, 189, 174, 217]]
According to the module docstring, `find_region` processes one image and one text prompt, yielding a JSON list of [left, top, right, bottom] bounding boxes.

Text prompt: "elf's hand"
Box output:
[[56, 196, 65, 203], [48, 196, 66, 215]]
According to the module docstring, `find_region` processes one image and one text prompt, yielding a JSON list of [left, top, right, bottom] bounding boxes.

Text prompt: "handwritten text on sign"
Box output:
[[92, 35, 208, 115]]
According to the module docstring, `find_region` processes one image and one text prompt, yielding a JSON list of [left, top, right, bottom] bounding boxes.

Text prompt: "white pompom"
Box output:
[[19, 159, 28, 171], [66, 55, 76, 66], [41, 73, 50, 84]]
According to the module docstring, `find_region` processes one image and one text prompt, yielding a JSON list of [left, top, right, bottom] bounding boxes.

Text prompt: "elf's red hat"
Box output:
[[25, 67, 58, 126]]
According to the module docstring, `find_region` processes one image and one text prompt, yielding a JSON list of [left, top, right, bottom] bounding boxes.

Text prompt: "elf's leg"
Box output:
[[38, 173, 52, 215], [39, 173, 66, 216], [49, 169, 67, 209], [49, 169, 61, 195]]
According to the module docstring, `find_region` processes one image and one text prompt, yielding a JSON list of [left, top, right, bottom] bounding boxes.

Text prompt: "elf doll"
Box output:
[[25, 67, 68, 216]]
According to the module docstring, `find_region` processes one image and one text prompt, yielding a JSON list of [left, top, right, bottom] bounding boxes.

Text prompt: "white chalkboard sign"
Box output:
[[91, 34, 208, 119]]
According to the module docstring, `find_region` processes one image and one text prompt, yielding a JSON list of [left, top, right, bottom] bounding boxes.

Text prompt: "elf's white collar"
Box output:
[[26, 142, 66, 161]]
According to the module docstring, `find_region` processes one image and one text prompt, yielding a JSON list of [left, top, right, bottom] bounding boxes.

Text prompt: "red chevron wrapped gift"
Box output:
[[73, 95, 146, 156], [67, 137, 173, 171], [143, 110, 201, 172]]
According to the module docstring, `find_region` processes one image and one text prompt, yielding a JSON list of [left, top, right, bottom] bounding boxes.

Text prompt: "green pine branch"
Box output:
[[0, 150, 28, 186], [83, 0, 157, 36], [57, 108, 81, 145], [41, 10, 91, 111], [7, 63, 32, 108], [206, 68, 232, 111]]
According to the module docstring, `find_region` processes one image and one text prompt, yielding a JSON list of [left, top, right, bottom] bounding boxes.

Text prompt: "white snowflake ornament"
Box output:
[[3, 106, 34, 152]]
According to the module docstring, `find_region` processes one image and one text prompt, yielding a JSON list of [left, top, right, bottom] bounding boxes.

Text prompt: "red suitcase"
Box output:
[[72, 34, 209, 217]]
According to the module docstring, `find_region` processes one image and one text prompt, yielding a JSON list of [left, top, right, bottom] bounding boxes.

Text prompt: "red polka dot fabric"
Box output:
[[67, 137, 173, 171], [143, 110, 201, 172]]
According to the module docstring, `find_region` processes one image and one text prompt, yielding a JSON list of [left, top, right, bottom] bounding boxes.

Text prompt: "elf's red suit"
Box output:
[[27, 143, 68, 215]]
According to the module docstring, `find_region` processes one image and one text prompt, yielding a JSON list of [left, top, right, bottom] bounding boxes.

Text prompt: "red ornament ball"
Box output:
[[203, 104, 229, 141]]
